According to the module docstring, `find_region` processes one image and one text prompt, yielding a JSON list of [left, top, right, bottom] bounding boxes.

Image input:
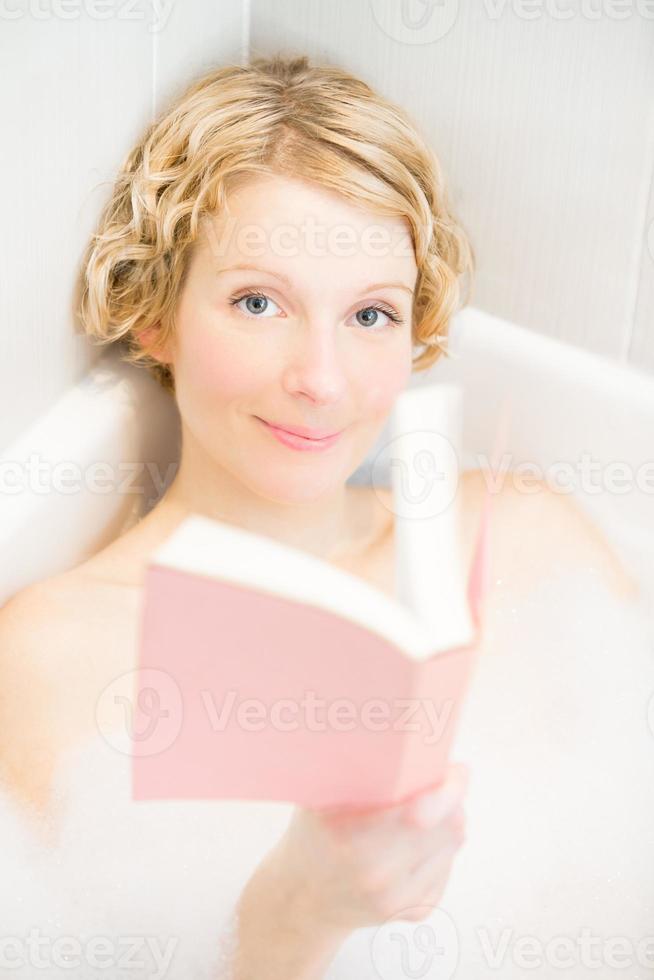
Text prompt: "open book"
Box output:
[[131, 384, 498, 811]]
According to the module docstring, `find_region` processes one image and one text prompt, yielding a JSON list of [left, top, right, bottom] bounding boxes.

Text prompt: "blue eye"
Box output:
[[353, 306, 403, 330], [228, 290, 405, 330], [229, 290, 280, 318]]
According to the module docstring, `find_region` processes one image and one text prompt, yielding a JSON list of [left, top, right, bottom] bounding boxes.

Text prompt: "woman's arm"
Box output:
[[229, 843, 350, 980]]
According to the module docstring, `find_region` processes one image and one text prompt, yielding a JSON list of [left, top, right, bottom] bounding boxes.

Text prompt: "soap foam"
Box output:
[[325, 570, 654, 978], [1, 570, 653, 979], [0, 731, 294, 978]]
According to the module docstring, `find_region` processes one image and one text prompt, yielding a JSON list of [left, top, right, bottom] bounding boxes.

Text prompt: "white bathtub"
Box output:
[[2, 305, 653, 980], [356, 305, 654, 606]]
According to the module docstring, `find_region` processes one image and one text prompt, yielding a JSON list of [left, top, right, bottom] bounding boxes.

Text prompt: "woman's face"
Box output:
[[158, 173, 418, 503]]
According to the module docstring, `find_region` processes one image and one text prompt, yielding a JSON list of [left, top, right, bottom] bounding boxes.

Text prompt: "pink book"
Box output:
[[131, 386, 505, 812]]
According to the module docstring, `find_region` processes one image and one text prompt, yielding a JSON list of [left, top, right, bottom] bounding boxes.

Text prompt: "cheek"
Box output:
[[179, 325, 267, 403], [360, 353, 412, 415]]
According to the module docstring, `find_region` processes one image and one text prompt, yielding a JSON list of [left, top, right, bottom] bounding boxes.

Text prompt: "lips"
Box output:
[[256, 418, 342, 441], [255, 416, 345, 452]]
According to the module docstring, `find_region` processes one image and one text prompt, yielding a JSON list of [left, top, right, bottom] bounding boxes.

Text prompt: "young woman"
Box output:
[[0, 55, 639, 980]]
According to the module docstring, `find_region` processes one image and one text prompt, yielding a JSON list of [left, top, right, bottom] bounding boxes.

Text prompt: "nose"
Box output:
[[280, 320, 348, 406]]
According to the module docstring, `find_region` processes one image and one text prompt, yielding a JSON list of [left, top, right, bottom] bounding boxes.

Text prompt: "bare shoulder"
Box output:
[[0, 572, 92, 675], [0, 567, 138, 662], [0, 576, 84, 815], [459, 467, 639, 602], [0, 570, 140, 818]]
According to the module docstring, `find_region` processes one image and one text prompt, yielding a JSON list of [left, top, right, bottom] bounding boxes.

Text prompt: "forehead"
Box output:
[[198, 173, 418, 291]]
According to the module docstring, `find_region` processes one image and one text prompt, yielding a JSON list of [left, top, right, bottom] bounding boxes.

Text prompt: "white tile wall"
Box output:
[[250, 0, 654, 374], [0, 0, 248, 452]]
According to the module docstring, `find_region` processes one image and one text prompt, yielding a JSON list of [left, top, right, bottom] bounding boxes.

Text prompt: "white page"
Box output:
[[390, 382, 475, 650], [151, 512, 440, 660]]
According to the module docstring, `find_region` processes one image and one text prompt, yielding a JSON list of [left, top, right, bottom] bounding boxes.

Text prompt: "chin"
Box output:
[[239, 461, 351, 505]]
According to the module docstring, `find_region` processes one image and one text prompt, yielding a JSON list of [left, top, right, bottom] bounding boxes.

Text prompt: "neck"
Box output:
[[162, 473, 354, 561], [147, 440, 373, 564]]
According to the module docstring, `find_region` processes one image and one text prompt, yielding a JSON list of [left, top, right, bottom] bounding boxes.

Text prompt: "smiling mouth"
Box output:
[[254, 416, 346, 450], [255, 417, 343, 441]]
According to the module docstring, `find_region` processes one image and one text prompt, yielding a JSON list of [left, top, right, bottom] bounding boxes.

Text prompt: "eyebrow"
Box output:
[[215, 263, 414, 295]]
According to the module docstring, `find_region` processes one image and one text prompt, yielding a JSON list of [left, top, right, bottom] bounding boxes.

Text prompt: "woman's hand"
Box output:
[[268, 762, 469, 932]]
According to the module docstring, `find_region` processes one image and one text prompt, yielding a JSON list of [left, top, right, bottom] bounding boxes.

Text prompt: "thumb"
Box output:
[[402, 762, 470, 828]]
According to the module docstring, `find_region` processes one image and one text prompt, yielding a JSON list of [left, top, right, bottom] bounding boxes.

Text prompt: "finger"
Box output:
[[404, 806, 465, 886], [417, 850, 462, 913], [404, 762, 468, 810], [363, 804, 464, 891], [407, 831, 465, 905], [403, 765, 469, 830], [389, 836, 462, 917], [318, 785, 425, 836]]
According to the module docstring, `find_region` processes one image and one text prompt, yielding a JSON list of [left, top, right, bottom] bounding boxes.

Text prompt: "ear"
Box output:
[[136, 323, 173, 364]]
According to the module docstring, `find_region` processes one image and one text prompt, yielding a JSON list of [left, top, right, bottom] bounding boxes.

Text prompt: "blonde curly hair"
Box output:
[[74, 54, 475, 397]]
